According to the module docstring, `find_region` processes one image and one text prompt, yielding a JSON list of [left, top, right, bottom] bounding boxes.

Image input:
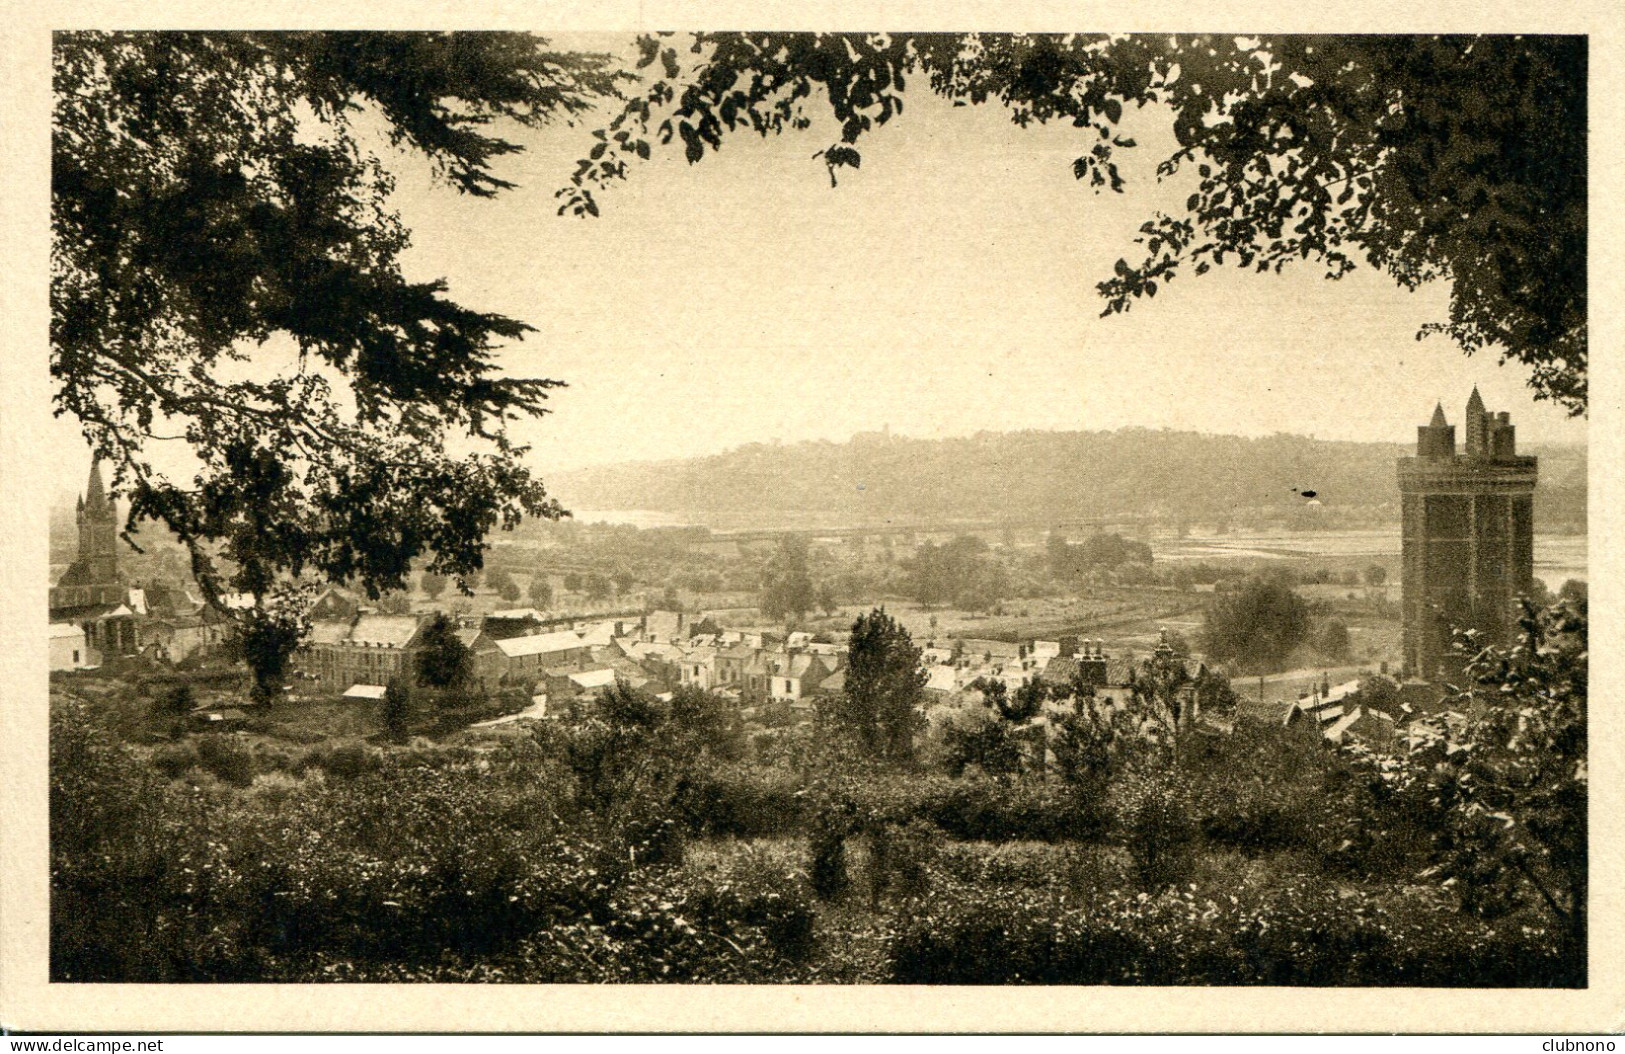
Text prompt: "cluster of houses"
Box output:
[[45, 454, 1410, 755], [294, 599, 853, 721], [293, 587, 1231, 739], [47, 586, 232, 672], [1279, 674, 1454, 750]]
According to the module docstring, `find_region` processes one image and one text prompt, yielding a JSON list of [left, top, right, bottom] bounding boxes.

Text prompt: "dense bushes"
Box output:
[[53, 699, 820, 982], [1109, 773, 1200, 889], [808, 828, 852, 902], [194, 734, 255, 787], [53, 609, 1583, 988], [842, 774, 1106, 843], [678, 765, 804, 838], [677, 766, 1107, 845], [888, 882, 1579, 986]]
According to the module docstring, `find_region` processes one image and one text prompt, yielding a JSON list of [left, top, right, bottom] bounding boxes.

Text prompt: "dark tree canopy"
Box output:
[[564, 33, 1585, 413], [381, 676, 412, 741], [941, 711, 1023, 779], [415, 612, 472, 690], [53, 31, 625, 694], [904, 535, 1009, 612], [760, 535, 816, 625], [1200, 576, 1311, 674], [837, 608, 927, 762]]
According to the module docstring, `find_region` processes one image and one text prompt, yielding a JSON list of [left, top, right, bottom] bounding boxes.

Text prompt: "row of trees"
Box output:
[[1046, 532, 1153, 584], [759, 528, 1166, 625]]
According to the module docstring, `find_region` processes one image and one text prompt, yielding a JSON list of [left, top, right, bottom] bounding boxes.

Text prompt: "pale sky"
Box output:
[[47, 32, 1586, 500]]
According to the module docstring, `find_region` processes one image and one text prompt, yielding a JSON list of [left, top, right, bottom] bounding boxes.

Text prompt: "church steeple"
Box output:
[[84, 459, 110, 516], [1430, 402, 1448, 428], [75, 457, 119, 565]]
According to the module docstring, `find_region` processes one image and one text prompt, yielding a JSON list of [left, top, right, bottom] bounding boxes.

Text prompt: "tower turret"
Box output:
[[1417, 402, 1456, 458], [1464, 386, 1488, 456]]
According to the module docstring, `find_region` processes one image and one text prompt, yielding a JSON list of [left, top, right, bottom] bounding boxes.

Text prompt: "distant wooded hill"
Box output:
[[548, 429, 1588, 531]]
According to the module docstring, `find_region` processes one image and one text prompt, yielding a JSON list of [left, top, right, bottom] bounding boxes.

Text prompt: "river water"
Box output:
[[1153, 529, 1587, 590]]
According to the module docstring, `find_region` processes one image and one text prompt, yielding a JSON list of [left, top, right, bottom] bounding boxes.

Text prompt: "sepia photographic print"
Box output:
[[3, 6, 1620, 1035]]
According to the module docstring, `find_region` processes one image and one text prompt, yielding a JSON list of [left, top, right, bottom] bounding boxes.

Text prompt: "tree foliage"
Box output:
[[53, 31, 626, 697], [487, 567, 519, 603], [1048, 531, 1153, 582], [969, 675, 1048, 724], [668, 684, 746, 762], [903, 535, 1009, 612], [1050, 687, 1170, 794], [1370, 600, 1586, 967], [565, 33, 1584, 413], [375, 592, 412, 615], [221, 584, 311, 705], [381, 676, 412, 742], [836, 608, 927, 762], [941, 711, 1023, 779], [1316, 619, 1353, 662], [760, 535, 816, 625], [1201, 576, 1311, 674], [414, 613, 471, 690]]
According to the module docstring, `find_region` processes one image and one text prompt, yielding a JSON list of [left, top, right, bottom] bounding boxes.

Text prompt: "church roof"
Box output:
[[1429, 403, 1448, 428], [53, 558, 105, 587], [49, 601, 132, 622], [1467, 386, 1485, 413]]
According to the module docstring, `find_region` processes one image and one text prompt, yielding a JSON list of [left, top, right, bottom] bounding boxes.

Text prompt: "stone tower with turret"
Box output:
[[1397, 389, 1538, 680]]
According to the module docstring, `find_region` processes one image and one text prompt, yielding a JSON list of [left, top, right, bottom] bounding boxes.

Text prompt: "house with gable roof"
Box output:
[[495, 628, 593, 676], [298, 613, 426, 690]]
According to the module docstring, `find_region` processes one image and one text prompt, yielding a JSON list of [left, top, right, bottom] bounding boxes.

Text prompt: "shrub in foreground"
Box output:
[[888, 882, 1579, 986]]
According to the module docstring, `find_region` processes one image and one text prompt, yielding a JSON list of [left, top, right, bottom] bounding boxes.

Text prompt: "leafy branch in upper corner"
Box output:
[[53, 32, 629, 696], [561, 33, 1585, 415]]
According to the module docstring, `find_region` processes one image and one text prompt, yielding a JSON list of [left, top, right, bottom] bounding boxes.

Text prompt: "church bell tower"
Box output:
[[74, 459, 121, 586]]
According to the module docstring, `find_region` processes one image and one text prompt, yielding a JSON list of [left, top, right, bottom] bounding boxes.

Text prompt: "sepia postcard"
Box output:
[[2, 0, 1622, 1036]]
